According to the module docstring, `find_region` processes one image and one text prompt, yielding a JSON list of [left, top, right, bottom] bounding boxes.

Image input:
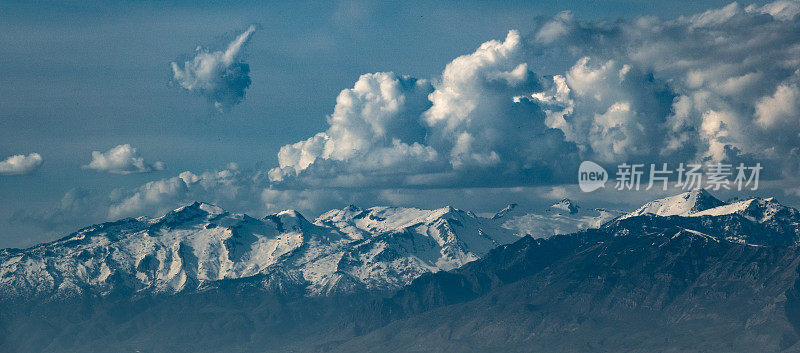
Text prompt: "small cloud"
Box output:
[[84, 144, 165, 174], [107, 164, 246, 219], [171, 25, 257, 111], [108, 175, 189, 219], [0, 153, 43, 175], [535, 11, 572, 44], [545, 186, 569, 200]]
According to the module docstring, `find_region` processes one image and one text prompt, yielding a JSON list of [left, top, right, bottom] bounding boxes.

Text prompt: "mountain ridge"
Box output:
[[4, 191, 800, 352], [3, 190, 800, 301]]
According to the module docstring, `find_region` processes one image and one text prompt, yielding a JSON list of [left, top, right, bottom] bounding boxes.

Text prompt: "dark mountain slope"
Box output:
[[333, 224, 800, 352], [5, 194, 800, 352]]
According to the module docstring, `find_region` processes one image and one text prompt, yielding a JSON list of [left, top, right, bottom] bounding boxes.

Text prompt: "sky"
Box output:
[[2, 0, 799, 248]]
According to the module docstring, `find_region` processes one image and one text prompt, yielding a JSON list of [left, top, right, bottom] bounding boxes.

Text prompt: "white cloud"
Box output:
[[746, 1, 800, 20], [20, 1, 800, 236], [270, 29, 579, 190], [268, 72, 438, 183], [424, 30, 550, 170], [529, 57, 673, 162], [264, 0, 800, 194], [755, 83, 800, 129], [535, 11, 573, 44], [527, 0, 800, 167], [84, 144, 165, 174], [0, 153, 43, 175], [424, 30, 528, 134], [107, 163, 255, 219], [171, 25, 256, 111], [108, 176, 188, 219]]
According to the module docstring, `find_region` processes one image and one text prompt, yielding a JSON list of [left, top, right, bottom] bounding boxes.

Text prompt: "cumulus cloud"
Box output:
[[108, 163, 244, 219], [108, 175, 189, 219], [30, 1, 800, 228], [534, 11, 573, 44], [262, 0, 800, 197], [0, 153, 43, 175], [269, 30, 579, 189], [755, 83, 800, 129], [526, 0, 800, 170], [12, 162, 267, 238], [268, 72, 441, 184], [746, 0, 800, 20], [17, 1, 800, 242], [529, 57, 675, 162], [83, 144, 165, 174], [171, 25, 256, 111]]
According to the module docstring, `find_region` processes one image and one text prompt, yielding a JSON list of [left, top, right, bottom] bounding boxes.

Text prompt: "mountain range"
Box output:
[[3, 189, 800, 352], [0, 197, 622, 300]]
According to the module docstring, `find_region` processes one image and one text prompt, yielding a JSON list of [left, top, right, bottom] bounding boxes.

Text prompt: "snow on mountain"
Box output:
[[691, 197, 796, 221], [619, 189, 726, 219], [620, 189, 800, 232], [0, 202, 523, 299], [549, 198, 580, 214], [314, 205, 368, 239], [614, 191, 800, 246], [0, 202, 347, 299], [311, 205, 520, 292], [4, 191, 799, 300], [492, 199, 623, 238]]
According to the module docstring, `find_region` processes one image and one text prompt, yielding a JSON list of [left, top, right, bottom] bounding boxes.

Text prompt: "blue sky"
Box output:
[[2, 0, 797, 248]]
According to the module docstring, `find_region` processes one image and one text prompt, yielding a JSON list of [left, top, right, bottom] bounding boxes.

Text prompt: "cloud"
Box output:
[[107, 163, 255, 219], [268, 72, 440, 184], [108, 175, 189, 219], [12, 163, 263, 237], [526, 0, 800, 169], [171, 25, 256, 111], [10, 188, 102, 232], [534, 11, 573, 44], [269, 30, 579, 189], [28, 1, 800, 229], [0, 153, 43, 175], [83, 144, 165, 174], [529, 57, 675, 162], [262, 0, 800, 198], [746, 1, 800, 20], [755, 83, 800, 129]]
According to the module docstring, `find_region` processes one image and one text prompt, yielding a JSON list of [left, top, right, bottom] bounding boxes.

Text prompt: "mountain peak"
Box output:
[[272, 209, 311, 225], [277, 209, 301, 217], [549, 198, 580, 214], [492, 203, 518, 219], [621, 189, 725, 219], [343, 204, 362, 213], [691, 196, 798, 223], [170, 201, 225, 216], [150, 201, 226, 228]]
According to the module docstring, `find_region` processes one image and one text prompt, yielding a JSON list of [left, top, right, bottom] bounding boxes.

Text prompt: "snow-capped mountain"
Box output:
[[0, 202, 521, 299], [3, 190, 800, 301], [619, 189, 726, 219], [492, 198, 623, 238], [0, 202, 342, 298], [313, 205, 520, 293], [615, 190, 800, 246]]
